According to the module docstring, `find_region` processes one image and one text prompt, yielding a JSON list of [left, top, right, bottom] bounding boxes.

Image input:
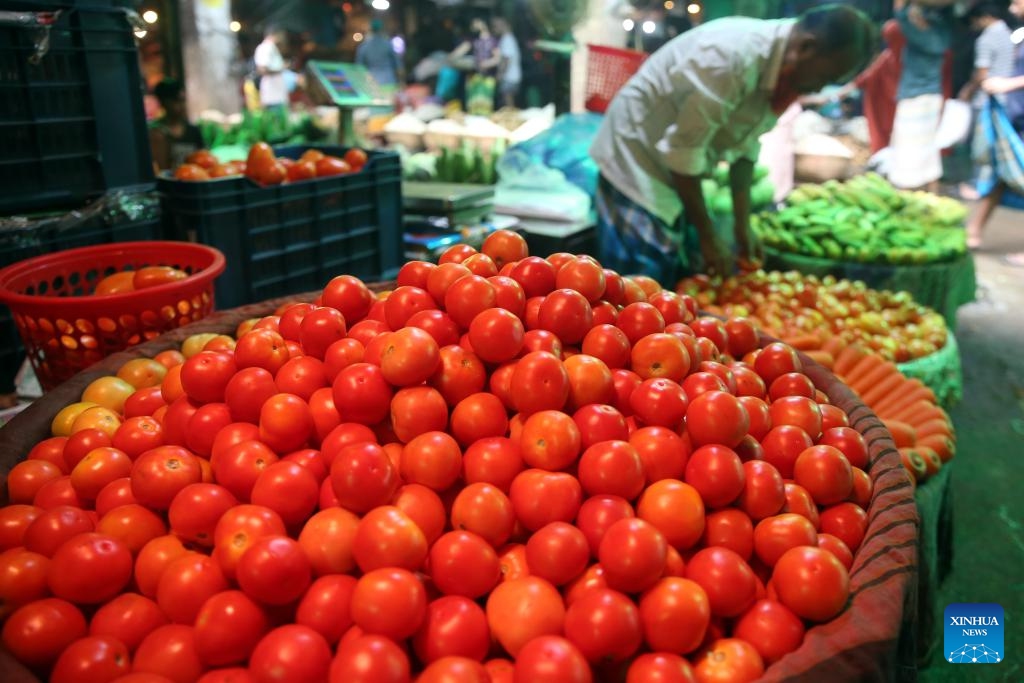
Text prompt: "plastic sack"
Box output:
[[935, 99, 971, 150], [498, 112, 604, 198]]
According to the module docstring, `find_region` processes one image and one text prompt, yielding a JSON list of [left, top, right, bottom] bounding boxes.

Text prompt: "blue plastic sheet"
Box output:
[[498, 113, 604, 199]]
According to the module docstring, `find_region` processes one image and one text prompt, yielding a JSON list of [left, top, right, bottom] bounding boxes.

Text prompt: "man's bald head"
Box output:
[[783, 4, 879, 94]]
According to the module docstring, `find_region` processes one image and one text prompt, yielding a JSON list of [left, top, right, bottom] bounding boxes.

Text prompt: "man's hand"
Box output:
[[698, 231, 732, 278], [983, 76, 1016, 95]]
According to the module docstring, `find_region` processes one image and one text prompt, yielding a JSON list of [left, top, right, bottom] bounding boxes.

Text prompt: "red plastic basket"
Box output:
[[585, 44, 648, 114], [0, 241, 225, 390]]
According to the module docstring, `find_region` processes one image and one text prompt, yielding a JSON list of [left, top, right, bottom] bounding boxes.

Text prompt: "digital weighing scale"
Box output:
[[305, 61, 394, 145]]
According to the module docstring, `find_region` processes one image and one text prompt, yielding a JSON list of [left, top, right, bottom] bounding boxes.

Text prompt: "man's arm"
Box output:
[[959, 66, 988, 101], [984, 74, 1024, 94], [729, 157, 761, 264], [671, 172, 730, 276]]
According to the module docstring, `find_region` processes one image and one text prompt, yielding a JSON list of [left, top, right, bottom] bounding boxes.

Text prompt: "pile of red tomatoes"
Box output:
[[0, 232, 873, 683]]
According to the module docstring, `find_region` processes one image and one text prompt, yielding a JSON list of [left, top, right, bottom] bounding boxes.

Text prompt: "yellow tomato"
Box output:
[[51, 401, 99, 437], [154, 349, 186, 369], [202, 335, 237, 352], [235, 318, 260, 338], [181, 333, 221, 358], [116, 358, 168, 390], [81, 376, 136, 414], [70, 405, 122, 438]]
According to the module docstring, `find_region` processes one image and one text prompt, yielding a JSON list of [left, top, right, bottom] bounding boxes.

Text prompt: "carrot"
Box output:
[[782, 334, 822, 351], [804, 350, 835, 369], [833, 344, 868, 377], [859, 370, 910, 409], [917, 445, 943, 477], [918, 433, 955, 463], [913, 418, 955, 441], [872, 380, 936, 416], [821, 335, 847, 359], [882, 399, 948, 426], [848, 361, 899, 398], [844, 353, 887, 387], [883, 419, 917, 448]]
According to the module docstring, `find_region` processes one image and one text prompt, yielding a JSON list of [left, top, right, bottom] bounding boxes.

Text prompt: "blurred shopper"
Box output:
[[967, 0, 1024, 262], [590, 5, 876, 280], [448, 17, 500, 115], [887, 1, 952, 192], [961, 1, 1015, 205], [148, 78, 203, 171], [492, 17, 521, 108], [254, 26, 288, 113], [358, 19, 402, 88]]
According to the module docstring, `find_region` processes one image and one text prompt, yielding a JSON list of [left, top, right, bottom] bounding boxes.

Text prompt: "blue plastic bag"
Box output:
[[498, 113, 604, 198], [436, 66, 461, 103]]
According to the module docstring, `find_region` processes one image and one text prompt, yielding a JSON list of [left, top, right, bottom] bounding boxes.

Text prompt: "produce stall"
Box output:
[[753, 175, 976, 328], [0, 234, 922, 682]]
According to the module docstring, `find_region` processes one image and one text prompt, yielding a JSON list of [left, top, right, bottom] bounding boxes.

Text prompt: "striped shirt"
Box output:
[[973, 20, 1015, 108]]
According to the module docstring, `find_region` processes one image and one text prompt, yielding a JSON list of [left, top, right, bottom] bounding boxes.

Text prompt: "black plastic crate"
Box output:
[[159, 146, 403, 309], [0, 187, 163, 393], [523, 226, 598, 260], [0, 4, 154, 215]]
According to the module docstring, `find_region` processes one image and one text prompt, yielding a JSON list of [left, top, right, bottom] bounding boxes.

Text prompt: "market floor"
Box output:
[[920, 205, 1024, 682]]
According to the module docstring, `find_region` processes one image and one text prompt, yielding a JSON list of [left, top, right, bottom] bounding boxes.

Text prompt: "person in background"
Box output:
[[449, 17, 500, 77], [590, 5, 876, 281], [954, 0, 1011, 208], [357, 19, 402, 88], [492, 17, 521, 108], [148, 78, 204, 171], [254, 26, 289, 113], [968, 0, 1024, 263], [886, 1, 952, 193]]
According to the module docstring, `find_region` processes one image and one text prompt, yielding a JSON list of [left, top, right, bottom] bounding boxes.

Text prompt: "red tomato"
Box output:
[[793, 445, 854, 505], [445, 275, 497, 329], [413, 595, 490, 664], [732, 366, 767, 399], [329, 634, 410, 683], [753, 513, 818, 567], [439, 243, 478, 264], [168, 483, 238, 547], [510, 351, 570, 415], [509, 469, 582, 531], [489, 275, 527, 317], [782, 482, 821, 529], [629, 426, 690, 484], [398, 260, 437, 288], [753, 342, 802, 385], [7, 460, 62, 505], [572, 404, 628, 449], [701, 508, 754, 561], [468, 308, 525, 364], [350, 567, 427, 641], [400, 431, 462, 492], [510, 256, 557, 298], [88, 592, 167, 654], [1, 597, 87, 667], [344, 147, 369, 169], [248, 624, 332, 683], [234, 329, 290, 374], [817, 532, 854, 570], [322, 274, 373, 322], [134, 535, 189, 598], [638, 577, 710, 655], [578, 440, 645, 500], [519, 410, 581, 471], [431, 344, 487, 406], [379, 327, 441, 387], [818, 501, 868, 552], [626, 652, 696, 683], [736, 460, 785, 521], [617, 303, 666, 345], [249, 461, 318, 528], [315, 156, 352, 177], [212, 505, 286, 581], [486, 577, 566, 657], [211, 440, 278, 502], [760, 425, 814, 479], [693, 638, 764, 683], [180, 351, 237, 404], [819, 426, 869, 470], [564, 587, 642, 663], [463, 437, 524, 492], [133, 624, 204, 683], [630, 378, 688, 428], [849, 467, 872, 509], [772, 546, 850, 622], [95, 504, 166, 555], [63, 429, 112, 471], [450, 392, 508, 447], [296, 575, 357, 645], [481, 229, 529, 269], [575, 495, 635, 557], [684, 444, 745, 509], [450, 482, 516, 548], [598, 518, 668, 594], [384, 286, 436, 330], [131, 446, 202, 510], [768, 372, 816, 401], [684, 547, 757, 618], [733, 599, 805, 665], [429, 530, 502, 598], [333, 363, 394, 425], [193, 590, 269, 666], [275, 356, 328, 401], [48, 634, 129, 683], [390, 386, 448, 443], [258, 393, 314, 454], [769, 396, 823, 440], [0, 547, 49, 620], [330, 442, 398, 514], [352, 506, 427, 572], [525, 522, 590, 586], [47, 532, 131, 604], [581, 324, 631, 370], [513, 635, 592, 683], [157, 553, 229, 624], [685, 391, 750, 448], [820, 403, 850, 431], [236, 535, 311, 606], [538, 289, 594, 344]]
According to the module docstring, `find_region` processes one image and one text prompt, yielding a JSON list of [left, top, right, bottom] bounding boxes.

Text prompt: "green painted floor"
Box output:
[[919, 206, 1024, 682]]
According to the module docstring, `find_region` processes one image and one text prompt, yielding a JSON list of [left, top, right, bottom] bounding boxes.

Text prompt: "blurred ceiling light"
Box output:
[[229, 21, 241, 33], [354, 32, 365, 42], [664, 1, 675, 9], [687, 3, 701, 14], [623, 19, 635, 31], [142, 10, 158, 24], [371, 0, 390, 10], [642, 20, 656, 34], [134, 30, 147, 38]]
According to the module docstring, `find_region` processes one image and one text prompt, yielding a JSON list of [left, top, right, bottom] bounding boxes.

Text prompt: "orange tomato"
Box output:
[[70, 406, 123, 438], [117, 358, 168, 389], [132, 266, 188, 291], [51, 401, 99, 437], [315, 156, 352, 177], [299, 149, 325, 164], [173, 163, 210, 181], [93, 271, 136, 296], [153, 350, 186, 369], [343, 148, 368, 170], [286, 160, 317, 183], [185, 150, 219, 170]]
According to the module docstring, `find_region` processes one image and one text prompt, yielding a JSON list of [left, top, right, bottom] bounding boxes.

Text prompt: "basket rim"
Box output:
[[0, 240, 226, 308]]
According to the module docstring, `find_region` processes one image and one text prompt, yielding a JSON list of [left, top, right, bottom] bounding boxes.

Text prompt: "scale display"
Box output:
[[305, 61, 393, 108]]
